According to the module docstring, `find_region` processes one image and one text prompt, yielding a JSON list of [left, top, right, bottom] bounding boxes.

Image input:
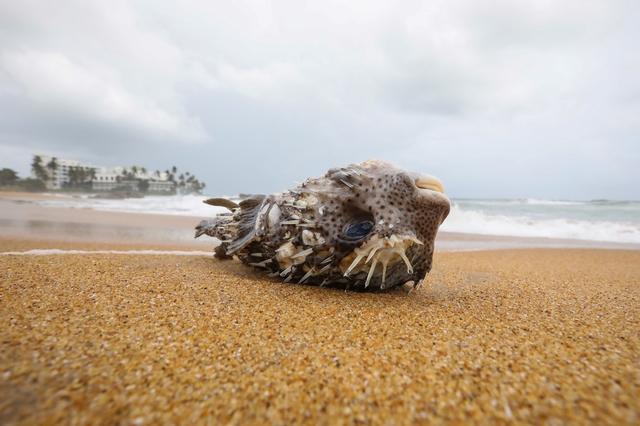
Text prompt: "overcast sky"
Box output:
[[1, 0, 639, 199]]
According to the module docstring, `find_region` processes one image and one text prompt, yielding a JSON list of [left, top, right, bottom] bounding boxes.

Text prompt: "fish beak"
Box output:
[[415, 175, 445, 194]]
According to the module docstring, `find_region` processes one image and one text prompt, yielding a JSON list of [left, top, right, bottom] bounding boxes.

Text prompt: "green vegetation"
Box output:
[[0, 168, 46, 192], [65, 166, 95, 189], [1, 156, 208, 196], [0, 168, 18, 185], [31, 155, 47, 181]]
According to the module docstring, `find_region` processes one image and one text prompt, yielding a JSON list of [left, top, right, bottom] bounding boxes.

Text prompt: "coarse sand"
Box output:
[[1, 240, 639, 424]]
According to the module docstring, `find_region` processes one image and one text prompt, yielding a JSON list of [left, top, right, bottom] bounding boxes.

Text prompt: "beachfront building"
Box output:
[[92, 167, 174, 193], [148, 180, 174, 193], [32, 155, 98, 190], [33, 154, 176, 193], [92, 166, 125, 191]]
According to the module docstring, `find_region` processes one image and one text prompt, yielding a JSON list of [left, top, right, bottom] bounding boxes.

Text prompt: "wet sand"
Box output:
[[0, 197, 209, 248], [1, 238, 639, 424]]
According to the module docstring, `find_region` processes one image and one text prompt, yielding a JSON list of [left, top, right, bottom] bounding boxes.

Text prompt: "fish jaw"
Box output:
[[339, 233, 425, 289]]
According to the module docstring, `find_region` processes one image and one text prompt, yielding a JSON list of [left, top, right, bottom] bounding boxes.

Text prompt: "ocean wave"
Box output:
[[37, 194, 230, 217], [521, 198, 585, 206], [33, 195, 640, 244], [442, 206, 640, 244], [455, 198, 585, 206]]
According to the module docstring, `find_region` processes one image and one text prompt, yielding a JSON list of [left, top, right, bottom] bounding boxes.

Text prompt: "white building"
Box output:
[[92, 166, 125, 191], [33, 154, 98, 190], [33, 154, 176, 193]]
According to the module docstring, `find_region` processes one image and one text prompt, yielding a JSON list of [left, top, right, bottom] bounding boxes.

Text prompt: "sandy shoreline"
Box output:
[[1, 192, 639, 422], [1, 238, 638, 424]]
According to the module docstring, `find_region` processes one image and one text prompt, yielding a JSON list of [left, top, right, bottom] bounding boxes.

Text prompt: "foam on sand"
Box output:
[[0, 249, 213, 256]]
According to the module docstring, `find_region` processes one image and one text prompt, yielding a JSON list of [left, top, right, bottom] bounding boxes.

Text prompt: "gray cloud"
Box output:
[[1, 0, 639, 199]]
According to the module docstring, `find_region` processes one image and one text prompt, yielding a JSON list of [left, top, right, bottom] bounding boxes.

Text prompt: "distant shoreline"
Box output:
[[2, 191, 638, 251]]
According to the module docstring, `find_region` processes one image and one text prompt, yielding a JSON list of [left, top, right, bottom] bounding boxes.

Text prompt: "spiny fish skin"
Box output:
[[196, 160, 450, 290]]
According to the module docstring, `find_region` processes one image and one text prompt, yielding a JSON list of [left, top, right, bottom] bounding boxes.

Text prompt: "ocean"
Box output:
[[36, 194, 640, 246]]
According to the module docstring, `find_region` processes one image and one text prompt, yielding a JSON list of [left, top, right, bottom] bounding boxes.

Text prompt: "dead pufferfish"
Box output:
[[195, 160, 450, 290]]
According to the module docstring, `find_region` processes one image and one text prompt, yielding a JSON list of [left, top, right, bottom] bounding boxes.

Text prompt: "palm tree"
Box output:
[[31, 155, 47, 181], [67, 167, 78, 187], [46, 157, 58, 173], [44, 157, 58, 185]]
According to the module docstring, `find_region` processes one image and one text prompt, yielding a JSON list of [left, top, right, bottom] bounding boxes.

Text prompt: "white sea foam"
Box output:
[[38, 194, 229, 217], [442, 205, 640, 244], [521, 198, 585, 206], [31, 195, 640, 245], [0, 249, 213, 256]]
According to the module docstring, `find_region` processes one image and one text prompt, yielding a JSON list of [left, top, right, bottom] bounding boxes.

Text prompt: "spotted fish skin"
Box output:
[[195, 160, 450, 290]]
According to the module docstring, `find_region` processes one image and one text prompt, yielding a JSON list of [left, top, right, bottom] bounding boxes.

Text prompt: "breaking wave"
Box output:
[[442, 204, 640, 244], [34, 195, 640, 245], [37, 194, 229, 218]]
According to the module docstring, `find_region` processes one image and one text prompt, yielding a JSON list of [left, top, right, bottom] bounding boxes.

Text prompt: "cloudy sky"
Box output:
[[1, 0, 638, 199]]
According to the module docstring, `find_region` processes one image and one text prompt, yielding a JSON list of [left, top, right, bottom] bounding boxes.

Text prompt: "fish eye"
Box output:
[[343, 220, 374, 240]]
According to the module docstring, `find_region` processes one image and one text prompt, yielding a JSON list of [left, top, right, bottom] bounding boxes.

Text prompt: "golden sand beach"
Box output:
[[1, 236, 638, 424]]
